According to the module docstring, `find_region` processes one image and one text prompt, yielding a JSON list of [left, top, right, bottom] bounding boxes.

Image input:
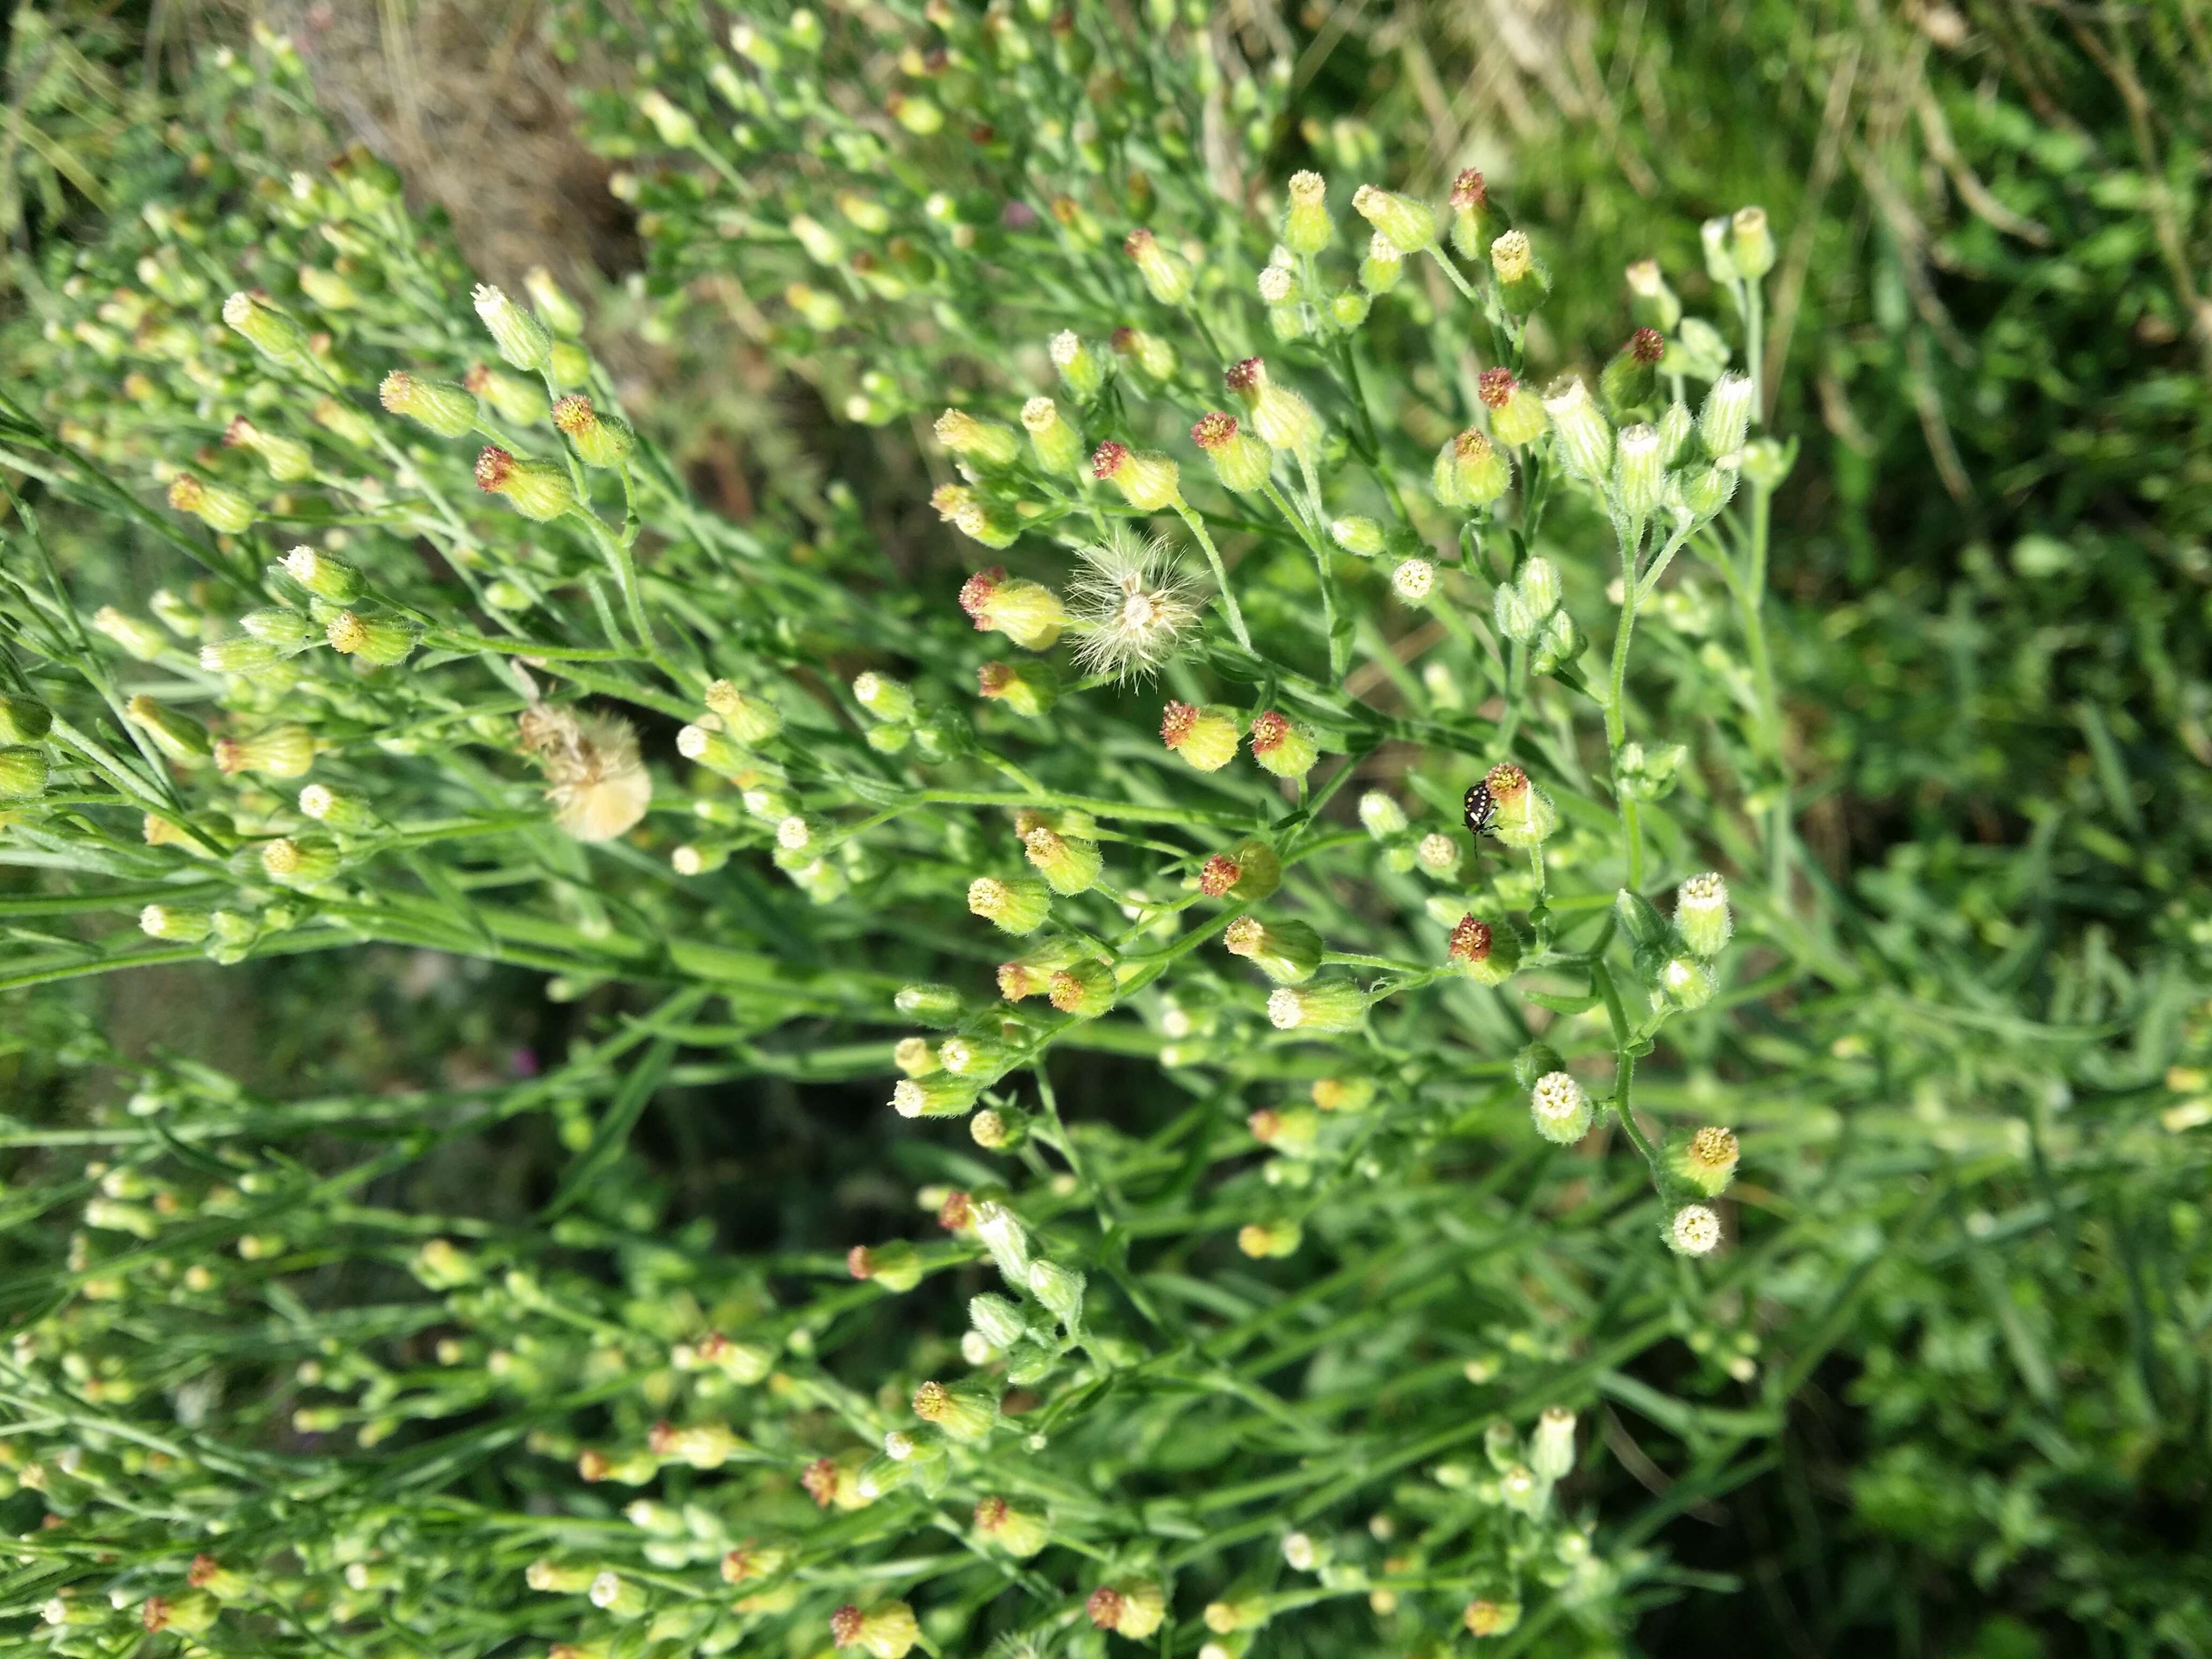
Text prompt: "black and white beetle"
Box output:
[[1463, 780, 1498, 843]]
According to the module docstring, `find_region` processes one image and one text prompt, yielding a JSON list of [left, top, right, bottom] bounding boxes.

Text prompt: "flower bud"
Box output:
[[224, 415, 312, 482], [523, 265, 586, 337], [1355, 230, 1406, 297], [976, 659, 1058, 716], [1225, 916, 1324, 985], [1352, 184, 1436, 254], [551, 394, 634, 467], [969, 1293, 1029, 1351], [1625, 259, 1682, 332], [935, 408, 1022, 471], [960, 569, 1066, 649], [167, 473, 257, 534], [971, 1198, 1032, 1282], [222, 289, 311, 367], [1283, 170, 1331, 254], [1448, 916, 1521, 986], [849, 672, 916, 726], [1161, 701, 1240, 772], [138, 903, 211, 942], [1475, 369, 1546, 451], [1329, 515, 1384, 557], [1600, 326, 1667, 417], [1205, 1594, 1272, 1635], [702, 679, 783, 744], [676, 723, 748, 776], [1489, 229, 1551, 313], [997, 935, 1084, 1000], [847, 1239, 927, 1291], [198, 636, 284, 678], [1238, 1219, 1303, 1258], [474, 447, 578, 521], [891, 1070, 980, 1120], [968, 874, 1051, 935], [970, 1106, 1030, 1150], [1417, 832, 1460, 877], [1200, 837, 1281, 902], [1021, 396, 1083, 477], [300, 783, 379, 835], [379, 370, 478, 437], [1529, 1071, 1593, 1144], [142, 1591, 220, 1636], [1090, 440, 1182, 512], [649, 1418, 746, 1468], [280, 544, 365, 603], [311, 396, 378, 446], [1447, 167, 1491, 258], [1358, 791, 1408, 838], [1739, 436, 1792, 490], [1671, 1125, 1740, 1197], [1541, 376, 1612, 481], [260, 834, 341, 887], [1516, 556, 1563, 619], [1669, 1203, 1722, 1257], [1023, 826, 1103, 895], [1246, 709, 1318, 780], [1463, 1599, 1522, 1638], [1190, 410, 1273, 493], [1027, 1258, 1086, 1326], [974, 1496, 1050, 1557], [1049, 330, 1107, 399], [913, 1377, 1000, 1442], [326, 610, 419, 667], [718, 1540, 791, 1583], [894, 982, 963, 1028], [468, 363, 551, 428], [0, 697, 49, 752], [1697, 371, 1755, 460], [893, 1036, 939, 1077], [1530, 1405, 1576, 1480], [188, 1557, 249, 1601], [1249, 1105, 1320, 1156], [214, 726, 314, 779], [1613, 423, 1664, 520], [1111, 325, 1179, 384], [1700, 215, 1739, 284], [1124, 227, 1194, 305], [1676, 460, 1740, 520], [1658, 952, 1716, 1008], [473, 283, 553, 372], [1730, 206, 1775, 280], [1048, 958, 1117, 1018], [1483, 761, 1557, 849], [1266, 980, 1365, 1033], [1675, 871, 1733, 958], [1088, 1580, 1167, 1642], [1223, 357, 1322, 457], [126, 696, 211, 761], [1432, 428, 1511, 510]]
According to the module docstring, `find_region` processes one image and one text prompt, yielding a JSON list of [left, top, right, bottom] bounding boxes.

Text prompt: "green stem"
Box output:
[[1171, 502, 1251, 651]]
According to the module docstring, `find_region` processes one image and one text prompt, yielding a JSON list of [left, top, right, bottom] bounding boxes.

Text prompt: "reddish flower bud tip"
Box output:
[[1161, 700, 1199, 746], [1191, 410, 1238, 451], [1199, 854, 1241, 897], [222, 415, 253, 446], [802, 1457, 840, 1506], [975, 1495, 1010, 1529], [846, 1244, 875, 1280], [188, 1556, 220, 1588], [647, 1419, 677, 1455], [1249, 1108, 1282, 1142], [1109, 325, 1139, 352], [552, 393, 595, 432], [937, 1190, 975, 1231], [464, 363, 493, 393], [1123, 227, 1156, 256], [1630, 326, 1666, 364], [1224, 356, 1263, 393], [1448, 915, 1493, 964], [1249, 709, 1290, 752], [377, 370, 412, 411], [1477, 367, 1518, 408], [977, 662, 1014, 696], [958, 567, 1005, 624], [1090, 439, 1130, 480], [1484, 760, 1529, 799], [1087, 1587, 1126, 1629], [1452, 429, 1494, 461], [831, 1605, 865, 1645], [474, 446, 514, 492], [1450, 168, 1488, 211]]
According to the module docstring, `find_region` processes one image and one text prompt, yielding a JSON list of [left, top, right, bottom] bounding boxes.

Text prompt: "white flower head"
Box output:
[[1064, 527, 1201, 683], [1670, 1204, 1722, 1256]]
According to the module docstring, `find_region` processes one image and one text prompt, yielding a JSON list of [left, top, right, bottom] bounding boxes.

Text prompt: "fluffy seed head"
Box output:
[[1671, 1204, 1723, 1256], [1065, 528, 1199, 683]]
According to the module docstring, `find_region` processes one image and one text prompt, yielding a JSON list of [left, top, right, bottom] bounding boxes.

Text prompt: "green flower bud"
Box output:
[[238, 608, 316, 653], [1329, 289, 1371, 331], [326, 610, 419, 667], [970, 1106, 1030, 1151], [223, 415, 312, 481], [1529, 1071, 1593, 1144], [1488, 229, 1551, 314], [1432, 429, 1511, 510], [1351, 184, 1436, 254], [1658, 952, 1716, 1008], [1161, 701, 1241, 772], [549, 340, 592, 387], [310, 396, 378, 447], [280, 544, 365, 603], [1478, 368, 1548, 448], [166, 473, 257, 534], [1530, 1404, 1577, 1480], [1199, 837, 1281, 902], [968, 875, 1050, 935], [0, 745, 50, 799], [974, 1496, 1050, 1557], [1225, 916, 1324, 984], [379, 371, 479, 437], [1541, 376, 1612, 482], [141, 1591, 220, 1638], [970, 1294, 1030, 1351], [1224, 357, 1322, 457], [1023, 826, 1103, 895], [1088, 1579, 1168, 1642], [1530, 608, 1583, 676], [1701, 215, 1739, 283], [1190, 410, 1274, 493], [124, 696, 210, 762], [960, 569, 1066, 649], [1676, 461, 1738, 520], [1267, 980, 1365, 1033], [474, 446, 578, 520], [523, 265, 586, 337], [1625, 259, 1682, 332], [1613, 423, 1665, 521], [1447, 168, 1492, 258], [1247, 709, 1318, 779], [0, 695, 53, 744], [473, 283, 553, 372], [976, 660, 1059, 716], [468, 364, 551, 428], [1329, 515, 1384, 557], [1020, 397, 1083, 477], [1669, 1125, 1740, 1197], [1283, 170, 1332, 255], [1026, 1259, 1086, 1327], [1359, 230, 1404, 294], [588, 1571, 649, 1619], [1739, 436, 1792, 491], [1448, 915, 1522, 985], [1123, 227, 1194, 305], [848, 1239, 930, 1295], [912, 1377, 1000, 1443], [1111, 325, 1179, 384], [1238, 1219, 1303, 1259], [677, 722, 747, 776], [1656, 400, 1695, 466], [1090, 441, 1182, 511], [260, 834, 341, 888], [1049, 330, 1107, 399], [1697, 371, 1755, 460], [1730, 206, 1775, 280], [1463, 1598, 1523, 1638], [300, 783, 380, 835], [1048, 958, 1118, 1018], [222, 289, 312, 368], [934, 408, 1022, 471], [893, 983, 963, 1028], [1675, 872, 1733, 958], [703, 679, 783, 744], [1358, 791, 1408, 838]]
